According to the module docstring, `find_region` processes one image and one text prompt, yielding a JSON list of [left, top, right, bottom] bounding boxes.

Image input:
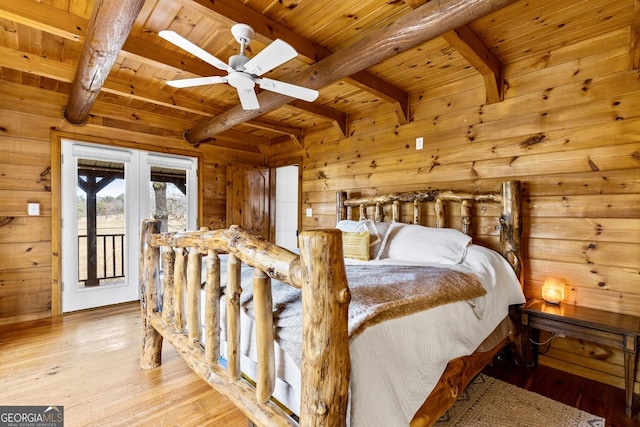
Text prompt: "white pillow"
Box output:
[[357, 218, 381, 243], [376, 223, 472, 264], [369, 221, 391, 259]]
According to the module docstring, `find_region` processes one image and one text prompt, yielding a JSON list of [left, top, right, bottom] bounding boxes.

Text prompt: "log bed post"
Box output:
[[161, 247, 175, 325], [435, 199, 444, 228], [413, 200, 421, 225], [298, 230, 351, 427], [140, 220, 163, 369], [187, 249, 202, 343], [392, 200, 400, 222], [226, 253, 242, 380], [461, 200, 471, 235], [204, 249, 221, 366], [337, 191, 347, 222], [253, 269, 276, 403], [375, 202, 384, 222], [174, 247, 187, 331], [500, 181, 523, 283]]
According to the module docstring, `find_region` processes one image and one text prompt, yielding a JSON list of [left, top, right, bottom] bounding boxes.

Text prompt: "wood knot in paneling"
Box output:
[[0, 217, 14, 227]]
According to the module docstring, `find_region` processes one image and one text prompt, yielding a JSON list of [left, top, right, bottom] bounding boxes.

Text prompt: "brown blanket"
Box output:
[[237, 263, 486, 366]]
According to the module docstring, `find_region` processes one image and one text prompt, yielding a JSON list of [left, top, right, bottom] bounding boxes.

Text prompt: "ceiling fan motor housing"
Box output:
[[229, 54, 250, 72]]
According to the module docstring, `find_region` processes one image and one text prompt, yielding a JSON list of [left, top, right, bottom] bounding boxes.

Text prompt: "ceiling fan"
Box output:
[[159, 24, 319, 110]]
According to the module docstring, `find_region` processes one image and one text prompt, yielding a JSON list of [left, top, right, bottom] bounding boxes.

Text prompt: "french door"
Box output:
[[61, 140, 197, 312]]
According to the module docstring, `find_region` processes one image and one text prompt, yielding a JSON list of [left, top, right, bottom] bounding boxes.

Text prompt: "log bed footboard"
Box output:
[[140, 223, 350, 426]]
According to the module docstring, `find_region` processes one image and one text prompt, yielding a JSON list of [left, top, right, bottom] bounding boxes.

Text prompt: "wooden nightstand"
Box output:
[[520, 299, 640, 418]]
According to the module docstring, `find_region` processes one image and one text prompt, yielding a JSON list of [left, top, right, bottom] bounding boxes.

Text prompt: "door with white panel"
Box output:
[[275, 165, 299, 251]]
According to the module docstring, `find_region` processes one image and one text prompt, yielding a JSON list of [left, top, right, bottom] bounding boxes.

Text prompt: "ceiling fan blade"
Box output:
[[237, 87, 260, 110], [256, 77, 319, 102], [243, 39, 297, 76], [166, 76, 228, 88], [159, 30, 233, 73]]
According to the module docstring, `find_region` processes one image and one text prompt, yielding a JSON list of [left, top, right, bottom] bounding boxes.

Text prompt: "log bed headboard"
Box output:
[[336, 180, 523, 283]]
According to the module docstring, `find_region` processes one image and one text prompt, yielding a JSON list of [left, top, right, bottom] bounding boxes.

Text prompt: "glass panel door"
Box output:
[[62, 141, 199, 313], [62, 141, 137, 312]]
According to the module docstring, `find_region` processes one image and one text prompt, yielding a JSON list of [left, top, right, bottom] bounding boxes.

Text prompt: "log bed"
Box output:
[[139, 180, 523, 427]]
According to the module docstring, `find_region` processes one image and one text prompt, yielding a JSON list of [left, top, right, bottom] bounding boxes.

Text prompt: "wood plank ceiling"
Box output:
[[0, 0, 637, 150]]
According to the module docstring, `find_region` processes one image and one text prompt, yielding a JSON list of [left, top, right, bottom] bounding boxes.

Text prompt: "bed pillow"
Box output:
[[336, 219, 362, 232], [370, 221, 391, 259], [375, 223, 472, 264], [341, 229, 370, 260], [355, 219, 381, 256], [337, 219, 388, 259]]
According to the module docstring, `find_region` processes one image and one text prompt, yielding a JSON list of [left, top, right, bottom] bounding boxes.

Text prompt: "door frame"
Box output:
[[51, 131, 203, 316]]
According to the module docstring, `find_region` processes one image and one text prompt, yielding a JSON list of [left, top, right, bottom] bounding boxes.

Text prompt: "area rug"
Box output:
[[436, 373, 605, 427]]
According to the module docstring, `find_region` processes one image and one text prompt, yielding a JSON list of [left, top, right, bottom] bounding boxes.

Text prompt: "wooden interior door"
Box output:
[[226, 164, 271, 239]]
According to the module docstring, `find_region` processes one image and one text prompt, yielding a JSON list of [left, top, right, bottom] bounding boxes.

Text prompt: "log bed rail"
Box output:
[[139, 180, 521, 427]]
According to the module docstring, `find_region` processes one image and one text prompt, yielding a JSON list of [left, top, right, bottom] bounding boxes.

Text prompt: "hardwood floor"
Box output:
[[1, 302, 637, 426], [0, 302, 248, 426]]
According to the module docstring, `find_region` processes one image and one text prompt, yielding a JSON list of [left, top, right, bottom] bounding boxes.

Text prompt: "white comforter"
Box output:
[[211, 244, 524, 426]]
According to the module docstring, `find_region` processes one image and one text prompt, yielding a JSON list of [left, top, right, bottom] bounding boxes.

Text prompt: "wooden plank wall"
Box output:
[[271, 27, 640, 392], [0, 91, 265, 325]]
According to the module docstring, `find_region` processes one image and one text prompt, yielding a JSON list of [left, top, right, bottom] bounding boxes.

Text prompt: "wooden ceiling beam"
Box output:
[[196, 130, 269, 155], [63, 0, 145, 125], [442, 25, 504, 103], [184, 0, 517, 145], [405, 1, 504, 104], [247, 118, 305, 148], [346, 71, 410, 124], [289, 101, 348, 139], [188, 0, 410, 124]]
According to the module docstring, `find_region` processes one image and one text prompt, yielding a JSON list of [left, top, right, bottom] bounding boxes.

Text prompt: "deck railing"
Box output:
[[78, 233, 125, 286]]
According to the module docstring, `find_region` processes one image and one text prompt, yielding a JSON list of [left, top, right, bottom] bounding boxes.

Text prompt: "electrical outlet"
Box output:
[[306, 208, 313, 217], [416, 137, 424, 150]]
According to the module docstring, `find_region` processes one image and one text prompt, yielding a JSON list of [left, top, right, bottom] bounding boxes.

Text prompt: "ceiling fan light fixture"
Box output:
[[227, 72, 255, 91]]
